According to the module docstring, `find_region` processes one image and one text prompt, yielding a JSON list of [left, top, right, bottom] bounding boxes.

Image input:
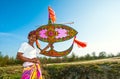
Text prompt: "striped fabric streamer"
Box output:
[[21, 64, 42, 79]]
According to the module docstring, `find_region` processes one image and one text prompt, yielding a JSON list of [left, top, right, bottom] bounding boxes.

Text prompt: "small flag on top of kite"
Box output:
[[48, 6, 56, 24]]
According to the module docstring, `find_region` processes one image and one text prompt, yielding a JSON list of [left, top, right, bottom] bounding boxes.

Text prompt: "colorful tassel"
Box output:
[[73, 36, 87, 48], [48, 6, 56, 24]]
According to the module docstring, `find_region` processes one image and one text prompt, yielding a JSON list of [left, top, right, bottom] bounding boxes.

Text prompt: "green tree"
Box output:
[[92, 52, 97, 59], [98, 51, 106, 58], [116, 52, 120, 57], [84, 53, 91, 60], [108, 53, 114, 58]]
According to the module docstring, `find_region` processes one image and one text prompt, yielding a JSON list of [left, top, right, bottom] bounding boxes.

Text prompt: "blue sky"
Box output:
[[0, 0, 120, 57]]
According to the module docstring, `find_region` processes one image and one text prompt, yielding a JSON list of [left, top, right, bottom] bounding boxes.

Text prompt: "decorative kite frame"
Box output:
[[34, 6, 86, 57]]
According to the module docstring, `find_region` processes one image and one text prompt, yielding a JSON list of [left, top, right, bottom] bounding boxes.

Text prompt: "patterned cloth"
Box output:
[[21, 64, 42, 79]]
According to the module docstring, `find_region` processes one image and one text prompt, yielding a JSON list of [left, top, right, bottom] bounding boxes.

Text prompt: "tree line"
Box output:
[[0, 51, 120, 66]]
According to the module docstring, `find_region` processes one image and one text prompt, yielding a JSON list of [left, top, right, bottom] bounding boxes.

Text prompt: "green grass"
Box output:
[[1, 57, 120, 79], [0, 65, 22, 79]]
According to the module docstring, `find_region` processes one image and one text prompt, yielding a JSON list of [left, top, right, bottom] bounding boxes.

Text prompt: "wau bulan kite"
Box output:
[[34, 6, 87, 57]]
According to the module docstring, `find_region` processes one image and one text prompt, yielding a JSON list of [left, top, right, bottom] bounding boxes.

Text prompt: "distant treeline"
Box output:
[[0, 51, 120, 66]]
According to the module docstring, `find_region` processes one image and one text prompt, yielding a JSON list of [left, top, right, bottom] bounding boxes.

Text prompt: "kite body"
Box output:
[[35, 24, 77, 57], [36, 24, 77, 43], [34, 6, 86, 57]]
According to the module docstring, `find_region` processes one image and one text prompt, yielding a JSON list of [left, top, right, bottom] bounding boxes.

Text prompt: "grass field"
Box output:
[[47, 57, 120, 66], [0, 57, 120, 79]]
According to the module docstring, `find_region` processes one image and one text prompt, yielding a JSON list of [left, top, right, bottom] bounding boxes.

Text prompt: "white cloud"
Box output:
[[0, 32, 14, 36], [0, 32, 25, 40]]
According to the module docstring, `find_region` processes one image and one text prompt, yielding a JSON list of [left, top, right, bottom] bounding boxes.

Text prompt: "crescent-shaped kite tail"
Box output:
[[40, 43, 74, 57]]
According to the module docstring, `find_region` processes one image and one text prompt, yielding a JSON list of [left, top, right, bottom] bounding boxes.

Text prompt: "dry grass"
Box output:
[[46, 57, 120, 66]]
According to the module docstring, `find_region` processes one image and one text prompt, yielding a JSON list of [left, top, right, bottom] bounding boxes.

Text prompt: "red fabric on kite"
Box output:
[[48, 6, 56, 23], [74, 37, 87, 48]]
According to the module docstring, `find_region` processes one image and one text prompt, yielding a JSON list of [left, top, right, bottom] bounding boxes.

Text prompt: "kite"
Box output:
[[35, 6, 87, 57]]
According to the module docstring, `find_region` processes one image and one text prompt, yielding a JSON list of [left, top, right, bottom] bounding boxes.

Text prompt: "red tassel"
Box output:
[[74, 37, 87, 48]]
